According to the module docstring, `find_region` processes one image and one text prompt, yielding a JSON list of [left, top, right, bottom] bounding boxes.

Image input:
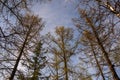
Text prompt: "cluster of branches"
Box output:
[[0, 0, 48, 80], [72, 0, 120, 80]]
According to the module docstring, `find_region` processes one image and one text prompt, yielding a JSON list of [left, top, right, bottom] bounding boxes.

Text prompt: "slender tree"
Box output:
[[9, 14, 44, 80], [81, 30, 105, 80], [73, 7, 120, 79], [46, 26, 80, 80]]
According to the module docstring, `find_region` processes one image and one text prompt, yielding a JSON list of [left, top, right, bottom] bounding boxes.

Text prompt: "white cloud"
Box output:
[[32, 0, 78, 34]]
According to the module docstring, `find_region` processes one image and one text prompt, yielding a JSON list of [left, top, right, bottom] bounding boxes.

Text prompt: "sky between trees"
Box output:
[[0, 0, 120, 80]]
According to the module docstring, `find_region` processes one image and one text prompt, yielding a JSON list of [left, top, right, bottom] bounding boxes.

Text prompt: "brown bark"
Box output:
[[85, 31, 105, 80], [63, 52, 68, 80], [90, 43, 105, 80], [9, 26, 32, 80], [61, 34, 68, 80], [55, 54, 59, 80], [85, 16, 120, 80]]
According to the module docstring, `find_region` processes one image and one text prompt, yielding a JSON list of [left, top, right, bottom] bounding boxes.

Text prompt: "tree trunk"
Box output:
[[63, 53, 68, 80], [62, 37, 68, 80], [9, 27, 31, 80], [90, 43, 105, 80], [55, 55, 59, 80], [9, 38, 27, 80], [85, 17, 120, 80]]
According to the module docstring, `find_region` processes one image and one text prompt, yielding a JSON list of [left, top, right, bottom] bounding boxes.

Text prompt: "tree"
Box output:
[[0, 0, 54, 79], [73, 5, 120, 79], [9, 14, 44, 80], [45, 26, 80, 80], [17, 41, 47, 80], [81, 30, 105, 80], [83, 9, 120, 80], [30, 41, 47, 80]]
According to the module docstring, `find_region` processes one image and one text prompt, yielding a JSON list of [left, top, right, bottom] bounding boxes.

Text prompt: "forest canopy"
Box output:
[[0, 0, 120, 80]]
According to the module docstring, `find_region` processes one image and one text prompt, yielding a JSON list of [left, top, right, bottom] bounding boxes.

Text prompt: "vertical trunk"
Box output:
[[61, 36, 68, 80], [32, 60, 38, 80], [9, 37, 27, 80], [96, 41, 120, 80], [85, 17, 120, 80], [55, 54, 59, 80], [90, 43, 105, 80], [86, 32, 105, 80], [9, 27, 31, 80], [63, 53, 68, 80], [56, 66, 59, 80]]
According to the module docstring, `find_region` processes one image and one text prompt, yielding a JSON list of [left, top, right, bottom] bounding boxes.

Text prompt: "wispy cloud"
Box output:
[[32, 0, 79, 34]]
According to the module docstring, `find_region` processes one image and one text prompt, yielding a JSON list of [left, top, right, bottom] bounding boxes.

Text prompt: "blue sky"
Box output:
[[31, 1, 119, 80], [28, 0, 120, 79], [31, 0, 81, 66], [31, 0, 79, 34], [31, 0, 81, 64]]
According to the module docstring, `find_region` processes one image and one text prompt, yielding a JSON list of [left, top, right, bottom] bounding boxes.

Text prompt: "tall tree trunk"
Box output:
[[63, 53, 68, 80], [9, 27, 31, 80], [90, 43, 105, 80], [9, 38, 27, 80], [85, 16, 120, 80], [62, 36, 68, 80], [55, 55, 59, 80]]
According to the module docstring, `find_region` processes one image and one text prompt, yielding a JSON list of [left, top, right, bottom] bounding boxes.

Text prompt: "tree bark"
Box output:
[[62, 35, 68, 80], [9, 26, 31, 80], [90, 43, 105, 80], [63, 52, 68, 80], [9, 37, 27, 80], [85, 16, 120, 80]]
